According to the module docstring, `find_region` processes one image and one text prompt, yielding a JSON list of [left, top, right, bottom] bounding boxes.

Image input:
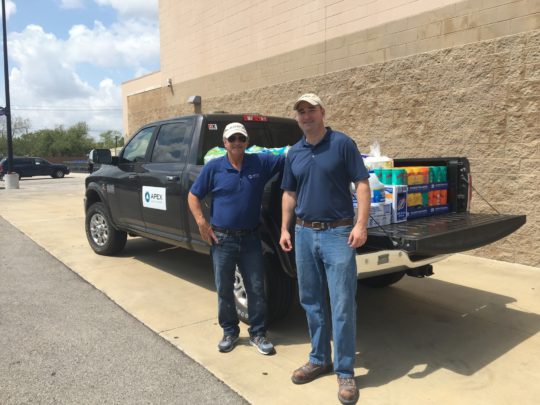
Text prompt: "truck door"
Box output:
[[140, 120, 193, 245], [109, 126, 155, 230]]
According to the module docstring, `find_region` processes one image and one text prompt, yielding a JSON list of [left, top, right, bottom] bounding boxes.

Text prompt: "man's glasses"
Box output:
[[227, 135, 247, 143]]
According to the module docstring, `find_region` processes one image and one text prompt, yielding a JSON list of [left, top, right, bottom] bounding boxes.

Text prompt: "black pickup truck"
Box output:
[[84, 113, 526, 322]]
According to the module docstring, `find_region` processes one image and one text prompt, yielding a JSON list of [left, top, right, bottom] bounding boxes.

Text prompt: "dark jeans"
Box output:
[[211, 231, 267, 337]]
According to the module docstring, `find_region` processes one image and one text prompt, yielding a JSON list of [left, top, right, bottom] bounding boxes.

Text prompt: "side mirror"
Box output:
[[89, 149, 112, 164]]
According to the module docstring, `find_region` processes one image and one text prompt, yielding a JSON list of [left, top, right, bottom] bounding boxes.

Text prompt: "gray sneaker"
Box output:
[[218, 334, 239, 353], [249, 335, 275, 355]]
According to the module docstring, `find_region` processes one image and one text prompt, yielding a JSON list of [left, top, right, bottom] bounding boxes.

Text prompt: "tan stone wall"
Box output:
[[126, 0, 539, 134], [158, 0, 538, 84], [121, 71, 162, 137], [127, 29, 540, 267]]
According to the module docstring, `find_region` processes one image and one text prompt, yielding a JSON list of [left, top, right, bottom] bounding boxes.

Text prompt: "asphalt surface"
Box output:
[[1, 174, 539, 405], [0, 216, 247, 405]]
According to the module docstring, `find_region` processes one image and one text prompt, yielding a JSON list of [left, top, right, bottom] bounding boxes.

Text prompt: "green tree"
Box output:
[[1, 119, 122, 158], [98, 130, 123, 149], [0, 116, 32, 157]]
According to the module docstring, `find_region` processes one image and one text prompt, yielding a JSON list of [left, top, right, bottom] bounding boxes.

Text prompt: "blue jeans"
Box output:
[[294, 224, 357, 378], [211, 231, 267, 337]]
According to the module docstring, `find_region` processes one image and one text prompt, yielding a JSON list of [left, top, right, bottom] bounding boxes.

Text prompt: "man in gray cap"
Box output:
[[280, 94, 370, 404]]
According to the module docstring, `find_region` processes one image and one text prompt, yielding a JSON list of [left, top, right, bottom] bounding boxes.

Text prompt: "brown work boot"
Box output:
[[337, 377, 359, 404], [291, 362, 333, 384]]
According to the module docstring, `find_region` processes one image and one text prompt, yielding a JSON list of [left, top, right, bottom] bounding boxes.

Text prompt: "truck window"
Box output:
[[121, 127, 155, 163], [199, 122, 268, 165], [151, 121, 193, 163], [267, 122, 303, 147]]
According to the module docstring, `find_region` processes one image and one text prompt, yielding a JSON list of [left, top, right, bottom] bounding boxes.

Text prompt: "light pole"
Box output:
[[1, 0, 17, 188]]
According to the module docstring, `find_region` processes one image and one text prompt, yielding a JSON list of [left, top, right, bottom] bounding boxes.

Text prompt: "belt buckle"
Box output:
[[312, 221, 325, 231]]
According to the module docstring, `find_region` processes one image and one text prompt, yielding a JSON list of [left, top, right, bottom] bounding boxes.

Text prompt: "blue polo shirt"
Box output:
[[281, 128, 369, 222], [190, 153, 284, 230]]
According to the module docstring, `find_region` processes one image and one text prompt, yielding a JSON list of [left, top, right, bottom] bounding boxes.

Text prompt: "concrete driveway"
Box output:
[[1, 174, 539, 405]]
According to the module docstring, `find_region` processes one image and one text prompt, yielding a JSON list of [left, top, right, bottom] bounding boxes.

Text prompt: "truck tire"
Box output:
[[234, 252, 295, 325], [85, 202, 127, 255], [359, 271, 405, 288]]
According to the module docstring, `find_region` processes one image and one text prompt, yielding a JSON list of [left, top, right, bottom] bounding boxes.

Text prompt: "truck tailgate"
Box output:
[[366, 213, 526, 255]]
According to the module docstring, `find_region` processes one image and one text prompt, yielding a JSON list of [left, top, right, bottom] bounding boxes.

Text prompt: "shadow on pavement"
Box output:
[[114, 236, 540, 388], [355, 278, 540, 388]]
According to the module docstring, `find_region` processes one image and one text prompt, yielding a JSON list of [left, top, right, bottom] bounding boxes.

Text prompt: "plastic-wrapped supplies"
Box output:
[[203, 145, 290, 164], [368, 171, 385, 203], [204, 147, 227, 164], [363, 141, 393, 170]]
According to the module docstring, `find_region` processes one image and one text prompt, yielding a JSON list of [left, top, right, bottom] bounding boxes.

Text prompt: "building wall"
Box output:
[[122, 0, 540, 266]]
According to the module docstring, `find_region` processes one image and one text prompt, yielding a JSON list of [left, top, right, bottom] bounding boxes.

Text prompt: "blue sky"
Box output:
[[1, 0, 159, 138]]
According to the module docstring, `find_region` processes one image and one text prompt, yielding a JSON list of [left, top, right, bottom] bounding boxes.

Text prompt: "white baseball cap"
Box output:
[[293, 93, 325, 110], [223, 122, 248, 140]]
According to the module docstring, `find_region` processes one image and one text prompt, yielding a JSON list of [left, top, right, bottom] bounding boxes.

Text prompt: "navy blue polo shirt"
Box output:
[[190, 153, 284, 229], [281, 128, 369, 222]]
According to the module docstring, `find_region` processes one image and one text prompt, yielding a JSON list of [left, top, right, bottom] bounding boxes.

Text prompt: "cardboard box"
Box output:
[[370, 202, 392, 217], [407, 207, 430, 219], [367, 213, 391, 228], [384, 185, 407, 223]]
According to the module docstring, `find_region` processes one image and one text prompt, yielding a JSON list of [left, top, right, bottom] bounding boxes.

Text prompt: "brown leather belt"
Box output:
[[295, 218, 354, 230]]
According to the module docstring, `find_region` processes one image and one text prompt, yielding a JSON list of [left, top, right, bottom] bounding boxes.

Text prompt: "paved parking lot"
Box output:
[[1, 174, 539, 404], [0, 216, 246, 405]]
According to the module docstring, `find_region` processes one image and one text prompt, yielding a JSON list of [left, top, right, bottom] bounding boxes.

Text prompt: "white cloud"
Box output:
[[3, 0, 17, 19], [94, 0, 158, 20], [8, 25, 122, 134], [5, 2, 160, 136], [66, 19, 159, 69]]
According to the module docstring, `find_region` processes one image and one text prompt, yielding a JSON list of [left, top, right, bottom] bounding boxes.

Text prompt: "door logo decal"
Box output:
[[142, 186, 167, 210]]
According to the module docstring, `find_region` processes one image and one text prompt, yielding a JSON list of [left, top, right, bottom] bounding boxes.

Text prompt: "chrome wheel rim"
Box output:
[[233, 267, 248, 307], [89, 212, 108, 247]]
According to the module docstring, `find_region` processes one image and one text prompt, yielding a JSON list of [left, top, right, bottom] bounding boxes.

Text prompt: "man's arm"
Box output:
[[348, 179, 370, 248], [188, 191, 218, 245], [279, 190, 297, 252]]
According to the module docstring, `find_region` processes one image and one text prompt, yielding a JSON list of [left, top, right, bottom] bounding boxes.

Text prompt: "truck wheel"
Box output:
[[52, 169, 65, 178], [85, 202, 127, 255], [234, 252, 295, 325], [359, 271, 405, 288]]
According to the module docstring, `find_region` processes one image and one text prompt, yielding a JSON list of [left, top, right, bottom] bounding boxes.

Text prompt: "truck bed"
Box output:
[[366, 213, 526, 256]]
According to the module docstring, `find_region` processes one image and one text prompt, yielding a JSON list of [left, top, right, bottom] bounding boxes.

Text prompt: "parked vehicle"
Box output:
[[0, 157, 70, 180], [84, 113, 526, 323]]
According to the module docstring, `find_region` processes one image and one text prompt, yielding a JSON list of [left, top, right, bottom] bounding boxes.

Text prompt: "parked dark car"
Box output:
[[0, 157, 70, 180]]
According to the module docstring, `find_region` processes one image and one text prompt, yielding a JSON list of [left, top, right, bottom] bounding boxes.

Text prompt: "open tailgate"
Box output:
[[366, 213, 526, 255]]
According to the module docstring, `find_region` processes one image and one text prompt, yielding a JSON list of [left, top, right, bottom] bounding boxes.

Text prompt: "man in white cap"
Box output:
[[188, 122, 284, 355], [280, 94, 370, 404]]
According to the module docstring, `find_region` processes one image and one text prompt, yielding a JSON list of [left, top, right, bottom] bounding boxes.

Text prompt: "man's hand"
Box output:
[[348, 223, 367, 248], [280, 229, 293, 252], [198, 220, 218, 245], [188, 192, 218, 245]]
